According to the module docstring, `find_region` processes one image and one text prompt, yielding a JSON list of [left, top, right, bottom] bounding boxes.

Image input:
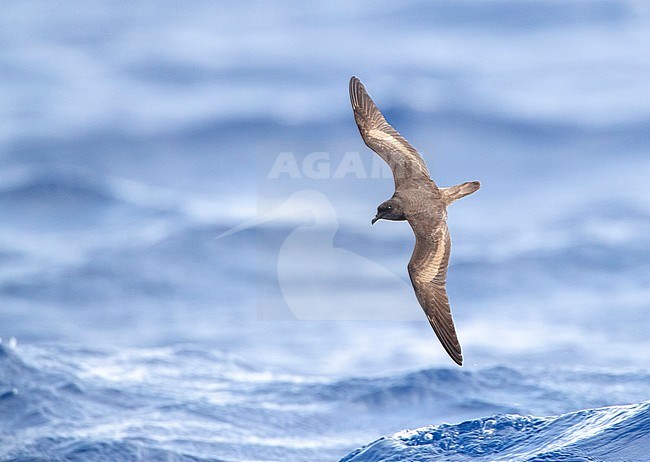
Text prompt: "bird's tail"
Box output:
[[441, 181, 480, 205]]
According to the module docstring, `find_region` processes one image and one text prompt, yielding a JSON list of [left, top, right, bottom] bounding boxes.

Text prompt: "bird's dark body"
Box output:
[[349, 76, 480, 365]]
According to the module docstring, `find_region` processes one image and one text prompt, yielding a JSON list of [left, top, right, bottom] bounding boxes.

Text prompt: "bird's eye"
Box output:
[[387, 205, 392, 210]]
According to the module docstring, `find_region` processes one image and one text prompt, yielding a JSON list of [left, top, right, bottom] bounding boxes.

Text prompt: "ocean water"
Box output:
[[1, 1, 649, 461]]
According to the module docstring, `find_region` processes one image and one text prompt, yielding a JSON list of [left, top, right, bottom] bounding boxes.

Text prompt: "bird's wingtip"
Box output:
[[349, 76, 363, 107], [349, 76, 361, 92]]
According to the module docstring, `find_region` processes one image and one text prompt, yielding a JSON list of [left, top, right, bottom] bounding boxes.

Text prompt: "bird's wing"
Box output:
[[407, 219, 462, 365], [349, 76, 432, 187]]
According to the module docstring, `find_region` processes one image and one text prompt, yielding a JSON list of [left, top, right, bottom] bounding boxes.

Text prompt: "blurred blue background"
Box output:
[[1, 1, 649, 461]]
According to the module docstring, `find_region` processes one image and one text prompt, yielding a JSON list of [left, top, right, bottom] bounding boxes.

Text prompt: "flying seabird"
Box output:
[[349, 76, 480, 365]]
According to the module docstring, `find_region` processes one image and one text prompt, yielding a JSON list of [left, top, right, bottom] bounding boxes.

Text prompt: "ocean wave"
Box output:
[[2, 1, 649, 144], [3, 341, 649, 461], [342, 401, 650, 461], [0, 165, 251, 222], [0, 167, 116, 207]]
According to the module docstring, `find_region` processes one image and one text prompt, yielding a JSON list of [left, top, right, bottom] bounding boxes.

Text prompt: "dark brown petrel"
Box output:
[[349, 76, 480, 366]]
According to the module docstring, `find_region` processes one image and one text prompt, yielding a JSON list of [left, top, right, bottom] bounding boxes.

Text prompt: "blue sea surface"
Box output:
[[1, 1, 649, 461]]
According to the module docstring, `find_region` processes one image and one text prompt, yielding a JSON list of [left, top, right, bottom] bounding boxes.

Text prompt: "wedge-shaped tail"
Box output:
[[441, 181, 481, 206]]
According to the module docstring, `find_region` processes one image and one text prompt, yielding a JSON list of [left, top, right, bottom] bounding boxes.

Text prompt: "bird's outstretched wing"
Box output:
[[407, 220, 462, 365], [349, 76, 432, 187]]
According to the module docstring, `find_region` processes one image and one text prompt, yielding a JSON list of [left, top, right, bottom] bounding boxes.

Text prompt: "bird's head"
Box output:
[[372, 199, 406, 224]]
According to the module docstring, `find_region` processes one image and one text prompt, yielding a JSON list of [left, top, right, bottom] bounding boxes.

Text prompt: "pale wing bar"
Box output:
[[407, 222, 463, 365], [349, 76, 431, 185]]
